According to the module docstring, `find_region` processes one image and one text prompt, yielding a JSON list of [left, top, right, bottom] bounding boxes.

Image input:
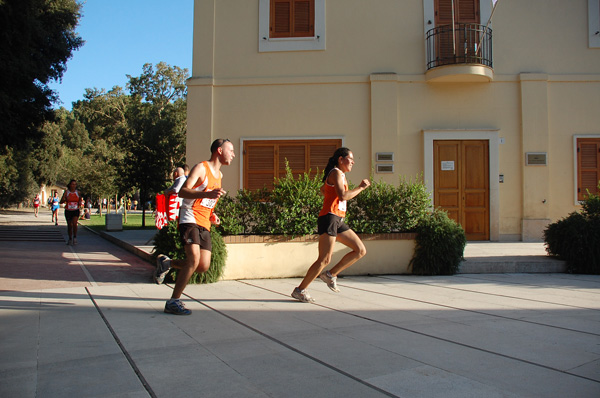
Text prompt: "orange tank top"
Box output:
[[318, 168, 347, 218], [65, 190, 80, 211], [178, 162, 221, 230]]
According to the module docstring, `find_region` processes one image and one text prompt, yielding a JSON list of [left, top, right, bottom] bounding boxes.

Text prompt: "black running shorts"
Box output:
[[178, 223, 212, 251], [317, 213, 350, 237], [64, 210, 80, 222]]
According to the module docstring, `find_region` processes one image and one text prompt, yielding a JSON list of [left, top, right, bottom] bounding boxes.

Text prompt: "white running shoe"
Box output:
[[319, 271, 340, 292], [291, 287, 315, 303]]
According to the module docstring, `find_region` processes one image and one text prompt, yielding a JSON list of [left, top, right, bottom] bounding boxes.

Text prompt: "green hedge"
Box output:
[[409, 209, 466, 275], [217, 168, 431, 236], [154, 166, 467, 280], [544, 191, 600, 274]]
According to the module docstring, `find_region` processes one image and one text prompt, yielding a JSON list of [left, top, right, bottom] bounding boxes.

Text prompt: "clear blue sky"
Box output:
[[49, 0, 194, 110]]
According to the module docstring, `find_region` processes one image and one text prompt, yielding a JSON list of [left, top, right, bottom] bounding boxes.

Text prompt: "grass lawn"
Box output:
[[81, 212, 157, 232]]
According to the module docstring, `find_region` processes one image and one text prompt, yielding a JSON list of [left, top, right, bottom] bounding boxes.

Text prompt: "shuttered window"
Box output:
[[270, 0, 314, 38], [244, 139, 342, 190], [434, 0, 480, 65], [435, 0, 479, 24], [577, 138, 600, 200]]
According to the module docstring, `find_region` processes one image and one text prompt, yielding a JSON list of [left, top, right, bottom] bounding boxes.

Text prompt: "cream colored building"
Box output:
[[187, 0, 600, 242]]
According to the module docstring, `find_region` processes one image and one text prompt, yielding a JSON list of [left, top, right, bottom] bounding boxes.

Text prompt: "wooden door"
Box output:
[[434, 140, 489, 240]]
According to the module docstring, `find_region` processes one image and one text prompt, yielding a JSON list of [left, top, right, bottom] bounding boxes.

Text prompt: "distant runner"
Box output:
[[60, 180, 82, 245]]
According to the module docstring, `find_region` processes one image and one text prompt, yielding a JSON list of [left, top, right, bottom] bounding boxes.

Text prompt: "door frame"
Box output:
[[423, 129, 499, 241]]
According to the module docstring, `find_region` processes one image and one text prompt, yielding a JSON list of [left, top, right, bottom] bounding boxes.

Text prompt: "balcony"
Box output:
[[425, 23, 493, 83]]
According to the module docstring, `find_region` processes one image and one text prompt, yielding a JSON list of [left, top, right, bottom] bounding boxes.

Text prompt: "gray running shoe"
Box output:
[[154, 254, 172, 284], [67, 238, 72, 246], [319, 271, 340, 292], [291, 287, 315, 303], [73, 237, 77, 245], [164, 299, 191, 315]]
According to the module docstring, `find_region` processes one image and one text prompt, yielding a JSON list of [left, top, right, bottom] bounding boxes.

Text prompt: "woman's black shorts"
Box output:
[[64, 210, 80, 222], [317, 213, 350, 237]]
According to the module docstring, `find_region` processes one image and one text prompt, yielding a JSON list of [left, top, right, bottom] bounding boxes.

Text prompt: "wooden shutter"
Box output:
[[244, 139, 342, 190], [245, 143, 277, 191], [434, 0, 480, 65], [457, 0, 479, 23], [270, 0, 314, 38], [577, 138, 600, 200], [434, 0, 479, 24]]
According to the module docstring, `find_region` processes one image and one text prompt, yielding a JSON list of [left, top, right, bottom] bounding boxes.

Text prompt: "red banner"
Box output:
[[155, 194, 168, 230], [167, 193, 182, 221], [155, 193, 182, 230]]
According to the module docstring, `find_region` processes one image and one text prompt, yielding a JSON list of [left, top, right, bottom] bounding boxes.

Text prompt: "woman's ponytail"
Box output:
[[322, 147, 351, 182]]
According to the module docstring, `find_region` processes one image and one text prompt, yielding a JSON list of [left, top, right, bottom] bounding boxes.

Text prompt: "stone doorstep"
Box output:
[[459, 257, 567, 274]]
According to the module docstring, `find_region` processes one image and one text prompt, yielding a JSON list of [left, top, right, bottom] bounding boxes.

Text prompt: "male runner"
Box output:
[[154, 139, 235, 315]]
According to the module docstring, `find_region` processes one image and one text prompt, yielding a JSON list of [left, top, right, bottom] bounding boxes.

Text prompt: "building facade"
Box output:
[[187, 0, 600, 241]]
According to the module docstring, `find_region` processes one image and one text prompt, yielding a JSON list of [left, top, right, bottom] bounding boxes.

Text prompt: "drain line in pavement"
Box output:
[[85, 287, 158, 398], [239, 280, 600, 386], [180, 289, 401, 398], [346, 277, 600, 337], [67, 246, 98, 287], [375, 275, 600, 313]]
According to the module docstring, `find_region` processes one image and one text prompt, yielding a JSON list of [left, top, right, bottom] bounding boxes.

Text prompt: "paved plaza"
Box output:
[[0, 209, 599, 397]]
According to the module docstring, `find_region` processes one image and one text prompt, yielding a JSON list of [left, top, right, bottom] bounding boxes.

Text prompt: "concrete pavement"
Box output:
[[0, 209, 599, 397]]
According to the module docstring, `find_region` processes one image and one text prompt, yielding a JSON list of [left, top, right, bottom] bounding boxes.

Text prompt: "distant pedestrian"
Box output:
[[33, 195, 40, 217], [60, 180, 82, 245], [51, 193, 60, 225], [155, 139, 235, 315], [164, 167, 186, 196], [292, 147, 370, 303]]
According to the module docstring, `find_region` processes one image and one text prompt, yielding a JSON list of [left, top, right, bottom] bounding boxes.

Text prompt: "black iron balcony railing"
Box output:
[[426, 23, 492, 70]]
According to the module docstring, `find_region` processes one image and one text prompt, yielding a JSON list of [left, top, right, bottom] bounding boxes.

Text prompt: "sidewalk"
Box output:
[[1, 210, 598, 397]]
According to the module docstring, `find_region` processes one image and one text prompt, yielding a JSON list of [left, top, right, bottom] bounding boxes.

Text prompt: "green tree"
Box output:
[[119, 62, 188, 226], [0, 0, 83, 207], [0, 0, 83, 150]]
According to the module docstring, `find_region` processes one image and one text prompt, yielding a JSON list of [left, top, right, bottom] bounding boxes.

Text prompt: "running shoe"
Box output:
[[164, 299, 191, 315], [154, 254, 172, 284], [67, 238, 72, 246], [291, 287, 315, 303], [73, 237, 77, 245], [319, 271, 340, 292]]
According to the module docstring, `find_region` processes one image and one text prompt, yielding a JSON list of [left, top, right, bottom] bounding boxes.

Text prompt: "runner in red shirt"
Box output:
[[60, 180, 82, 245], [33, 195, 40, 217]]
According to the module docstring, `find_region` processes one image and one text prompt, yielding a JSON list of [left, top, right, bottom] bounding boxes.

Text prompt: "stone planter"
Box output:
[[105, 213, 123, 231], [221, 233, 416, 280]]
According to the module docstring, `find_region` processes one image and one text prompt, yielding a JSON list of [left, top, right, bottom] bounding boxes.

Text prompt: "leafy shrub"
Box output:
[[544, 191, 600, 274], [347, 175, 430, 234], [267, 167, 322, 235], [216, 165, 322, 236], [217, 189, 273, 235], [216, 167, 431, 237], [152, 220, 227, 284], [409, 209, 466, 275]]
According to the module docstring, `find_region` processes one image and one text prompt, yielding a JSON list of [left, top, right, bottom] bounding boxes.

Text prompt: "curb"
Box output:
[[82, 224, 154, 263]]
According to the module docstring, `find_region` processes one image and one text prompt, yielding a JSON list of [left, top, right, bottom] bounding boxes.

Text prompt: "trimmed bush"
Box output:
[[216, 168, 431, 236], [409, 209, 466, 275], [544, 191, 600, 274], [151, 220, 227, 284], [347, 176, 430, 234]]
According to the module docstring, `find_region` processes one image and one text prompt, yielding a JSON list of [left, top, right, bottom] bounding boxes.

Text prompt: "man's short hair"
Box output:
[[210, 139, 231, 154]]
